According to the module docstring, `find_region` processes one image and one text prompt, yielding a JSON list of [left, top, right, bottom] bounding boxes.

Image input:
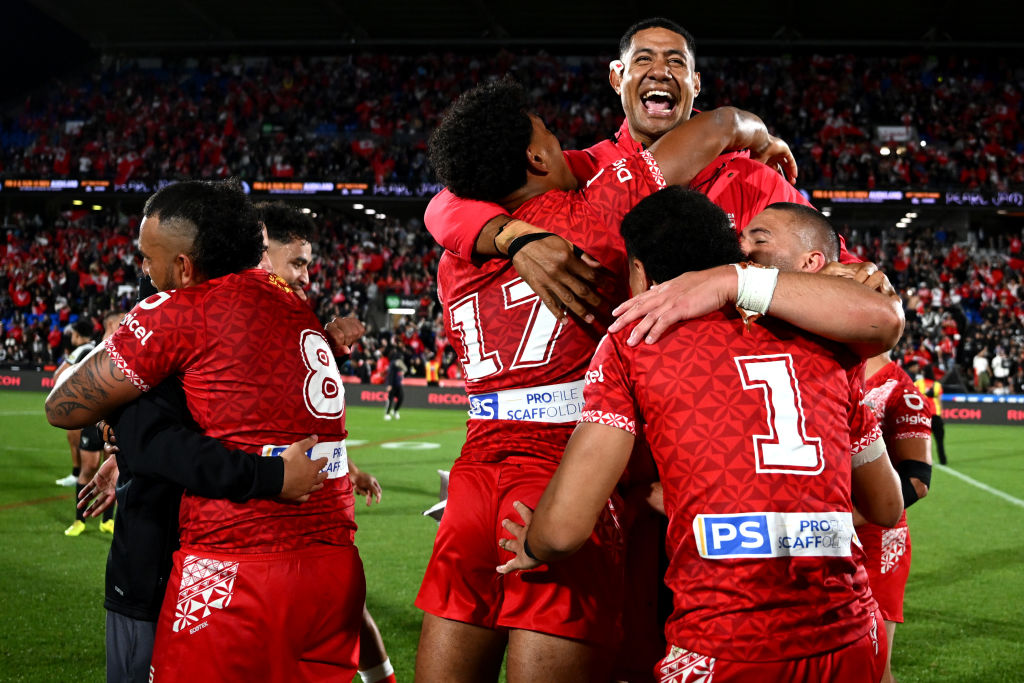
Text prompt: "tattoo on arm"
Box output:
[[45, 349, 131, 424]]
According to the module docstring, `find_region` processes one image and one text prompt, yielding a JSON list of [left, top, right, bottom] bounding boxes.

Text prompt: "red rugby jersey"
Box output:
[[859, 359, 933, 552], [581, 309, 882, 661], [438, 151, 664, 462], [105, 268, 355, 553]]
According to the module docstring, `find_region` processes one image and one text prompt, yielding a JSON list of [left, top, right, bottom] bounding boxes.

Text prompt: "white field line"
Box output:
[[938, 465, 1024, 509]]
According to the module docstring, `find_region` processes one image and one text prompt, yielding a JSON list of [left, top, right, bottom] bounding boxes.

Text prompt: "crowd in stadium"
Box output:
[[3, 202, 1023, 394], [1, 51, 1021, 191]]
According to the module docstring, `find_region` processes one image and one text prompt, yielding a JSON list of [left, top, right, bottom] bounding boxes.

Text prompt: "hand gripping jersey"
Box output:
[[859, 360, 933, 622], [437, 151, 665, 462], [581, 309, 883, 661], [105, 269, 355, 553]]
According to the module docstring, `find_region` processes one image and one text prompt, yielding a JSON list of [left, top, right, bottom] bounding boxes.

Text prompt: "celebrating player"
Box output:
[[498, 187, 903, 682], [740, 201, 933, 683], [415, 77, 902, 682], [46, 180, 364, 680], [423, 17, 854, 325]]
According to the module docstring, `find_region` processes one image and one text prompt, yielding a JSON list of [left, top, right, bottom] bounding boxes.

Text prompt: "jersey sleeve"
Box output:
[[104, 290, 203, 392], [884, 376, 933, 440], [848, 365, 885, 468], [581, 150, 667, 220], [423, 188, 507, 262], [580, 333, 639, 435]]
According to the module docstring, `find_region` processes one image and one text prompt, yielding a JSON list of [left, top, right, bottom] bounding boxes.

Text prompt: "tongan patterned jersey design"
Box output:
[[437, 152, 665, 463], [106, 269, 355, 553], [858, 360, 932, 615], [581, 309, 882, 661]]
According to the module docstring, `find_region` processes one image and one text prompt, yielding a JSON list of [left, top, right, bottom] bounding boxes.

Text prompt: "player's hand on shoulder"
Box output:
[[278, 435, 327, 503], [496, 501, 543, 575], [324, 316, 366, 357], [751, 134, 798, 184], [820, 261, 897, 298], [609, 264, 735, 345]]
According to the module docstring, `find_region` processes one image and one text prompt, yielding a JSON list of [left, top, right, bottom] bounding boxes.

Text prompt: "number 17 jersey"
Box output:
[[437, 151, 666, 462]]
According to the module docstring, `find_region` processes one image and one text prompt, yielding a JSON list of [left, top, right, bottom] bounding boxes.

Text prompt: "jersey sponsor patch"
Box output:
[[467, 380, 585, 423], [260, 440, 348, 479], [693, 511, 854, 560]]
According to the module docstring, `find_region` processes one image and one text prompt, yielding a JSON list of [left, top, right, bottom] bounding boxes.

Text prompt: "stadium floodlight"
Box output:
[[364, 208, 376, 215], [920, 140, 928, 147], [377, 213, 386, 219], [821, 208, 832, 217], [353, 203, 364, 210], [72, 200, 83, 206], [91, 205, 102, 211], [301, 207, 312, 214], [906, 212, 918, 218], [388, 307, 416, 315], [880, 146, 891, 156]]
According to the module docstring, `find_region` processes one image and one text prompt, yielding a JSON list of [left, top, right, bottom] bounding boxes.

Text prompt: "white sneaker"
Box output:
[[55, 474, 77, 487], [394, 412, 400, 420], [384, 413, 392, 421]]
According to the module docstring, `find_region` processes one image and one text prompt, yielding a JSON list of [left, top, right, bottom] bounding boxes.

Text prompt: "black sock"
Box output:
[[72, 467, 81, 478], [102, 504, 114, 522], [75, 484, 85, 522]]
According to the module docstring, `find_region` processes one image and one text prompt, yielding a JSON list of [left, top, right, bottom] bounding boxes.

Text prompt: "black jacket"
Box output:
[[104, 379, 284, 621]]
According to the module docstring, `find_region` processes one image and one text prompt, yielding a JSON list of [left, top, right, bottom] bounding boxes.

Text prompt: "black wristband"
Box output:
[[507, 232, 556, 260], [895, 459, 932, 508], [523, 537, 541, 562]]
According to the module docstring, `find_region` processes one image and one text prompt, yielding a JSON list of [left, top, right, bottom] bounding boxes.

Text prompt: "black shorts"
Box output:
[[79, 425, 103, 452]]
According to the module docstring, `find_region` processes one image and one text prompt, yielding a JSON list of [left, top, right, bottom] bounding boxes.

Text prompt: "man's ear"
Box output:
[[693, 71, 701, 100], [177, 253, 198, 287], [628, 256, 653, 296], [609, 60, 624, 95], [524, 145, 551, 175], [802, 251, 827, 274]]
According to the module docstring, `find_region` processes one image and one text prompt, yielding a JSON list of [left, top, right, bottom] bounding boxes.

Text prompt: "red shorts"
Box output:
[[415, 456, 625, 646], [857, 519, 911, 622], [657, 608, 887, 683], [151, 545, 364, 682]]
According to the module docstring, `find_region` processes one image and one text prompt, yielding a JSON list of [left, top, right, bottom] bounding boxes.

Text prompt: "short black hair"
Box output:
[[255, 201, 316, 245], [71, 320, 93, 339], [620, 187, 744, 283], [763, 202, 839, 261], [428, 77, 534, 202], [619, 17, 696, 62], [143, 179, 263, 281]]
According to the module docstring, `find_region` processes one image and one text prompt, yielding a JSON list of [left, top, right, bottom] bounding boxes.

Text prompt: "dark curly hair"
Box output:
[[143, 179, 262, 281], [255, 201, 316, 245], [619, 17, 696, 62], [428, 77, 534, 202], [620, 187, 744, 283]]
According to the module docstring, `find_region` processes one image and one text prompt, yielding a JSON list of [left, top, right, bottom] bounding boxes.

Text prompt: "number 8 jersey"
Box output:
[[437, 151, 666, 463], [105, 268, 355, 553]]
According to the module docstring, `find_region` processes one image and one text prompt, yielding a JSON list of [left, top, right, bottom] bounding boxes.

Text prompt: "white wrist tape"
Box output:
[[733, 263, 779, 315]]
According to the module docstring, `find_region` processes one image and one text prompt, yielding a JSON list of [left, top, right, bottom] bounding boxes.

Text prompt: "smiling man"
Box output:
[[422, 17, 845, 324], [256, 201, 314, 299]]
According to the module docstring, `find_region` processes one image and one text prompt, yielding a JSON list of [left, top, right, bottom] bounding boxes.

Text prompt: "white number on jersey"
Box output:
[[300, 330, 345, 418], [448, 278, 564, 381], [734, 354, 824, 475]]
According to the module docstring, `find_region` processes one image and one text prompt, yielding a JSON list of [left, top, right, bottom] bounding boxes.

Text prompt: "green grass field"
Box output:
[[1, 391, 1022, 682]]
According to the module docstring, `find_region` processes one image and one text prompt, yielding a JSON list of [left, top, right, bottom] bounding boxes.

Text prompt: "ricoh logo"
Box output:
[[0, 375, 21, 387]]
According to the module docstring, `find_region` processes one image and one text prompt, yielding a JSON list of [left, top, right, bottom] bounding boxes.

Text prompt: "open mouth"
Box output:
[[641, 90, 677, 115]]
